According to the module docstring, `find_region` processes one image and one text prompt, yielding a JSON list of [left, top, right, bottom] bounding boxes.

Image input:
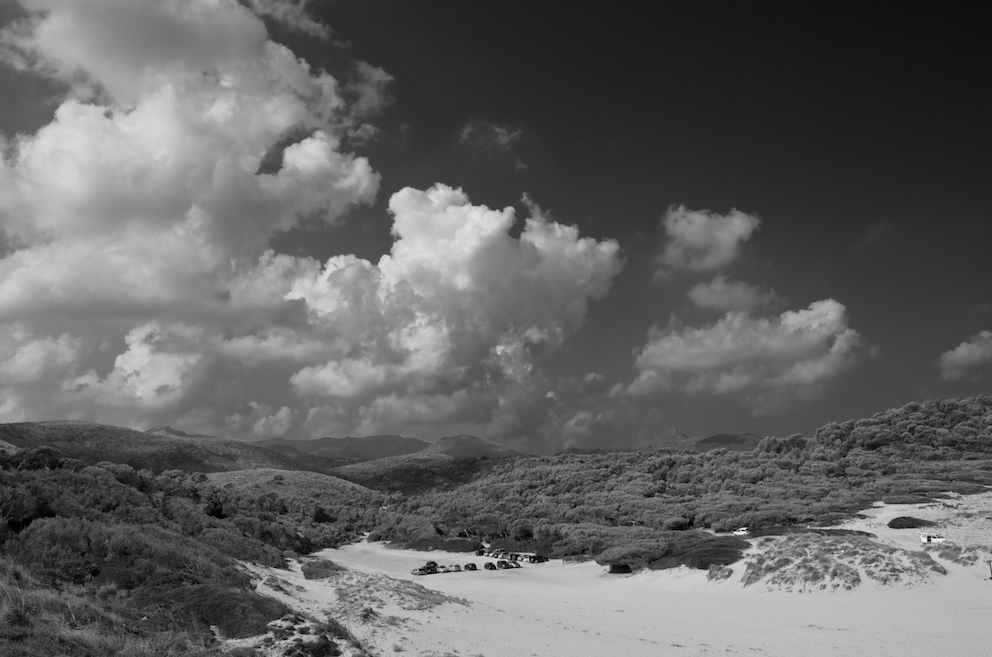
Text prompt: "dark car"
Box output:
[[510, 561, 522, 568], [484, 562, 497, 570], [496, 560, 512, 569], [464, 562, 478, 571]]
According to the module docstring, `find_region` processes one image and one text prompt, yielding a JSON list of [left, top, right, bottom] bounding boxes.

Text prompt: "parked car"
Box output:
[[510, 561, 521, 568], [732, 527, 749, 536], [464, 562, 478, 571], [496, 560, 512, 569], [411, 567, 429, 575], [451, 564, 462, 572], [484, 562, 497, 570], [476, 549, 486, 556]]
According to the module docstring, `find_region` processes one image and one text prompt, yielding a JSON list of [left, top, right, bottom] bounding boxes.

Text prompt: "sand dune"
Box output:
[[241, 492, 992, 657]]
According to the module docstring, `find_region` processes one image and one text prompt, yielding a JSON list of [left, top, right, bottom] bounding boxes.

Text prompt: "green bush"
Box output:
[[301, 559, 346, 580]]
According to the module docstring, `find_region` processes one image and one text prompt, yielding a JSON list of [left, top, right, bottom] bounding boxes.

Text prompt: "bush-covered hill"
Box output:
[[330, 452, 503, 495], [0, 449, 375, 656], [0, 421, 338, 474], [367, 396, 992, 562], [1, 395, 990, 654], [256, 433, 429, 463]]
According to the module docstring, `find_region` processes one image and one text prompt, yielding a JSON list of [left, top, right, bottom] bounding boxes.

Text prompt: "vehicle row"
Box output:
[[475, 548, 548, 563], [411, 559, 521, 575]]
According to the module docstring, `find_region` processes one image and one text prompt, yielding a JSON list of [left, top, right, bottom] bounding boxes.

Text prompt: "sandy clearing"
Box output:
[[249, 493, 992, 657]]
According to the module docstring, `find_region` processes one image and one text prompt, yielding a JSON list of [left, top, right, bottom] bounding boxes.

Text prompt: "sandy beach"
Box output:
[[245, 492, 992, 657]]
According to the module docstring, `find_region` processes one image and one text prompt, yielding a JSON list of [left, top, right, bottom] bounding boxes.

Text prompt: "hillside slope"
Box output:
[[421, 434, 523, 458], [0, 421, 328, 473], [257, 434, 429, 462], [696, 432, 764, 452]]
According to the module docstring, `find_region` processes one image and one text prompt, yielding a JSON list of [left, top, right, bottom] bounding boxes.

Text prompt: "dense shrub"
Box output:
[[8, 517, 244, 588], [302, 559, 346, 580], [594, 532, 749, 571], [887, 516, 937, 529]]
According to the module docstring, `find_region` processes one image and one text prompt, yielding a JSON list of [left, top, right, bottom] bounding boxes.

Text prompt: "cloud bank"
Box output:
[[656, 205, 760, 276], [0, 0, 621, 444], [627, 299, 866, 414], [939, 331, 992, 380], [687, 275, 779, 312]]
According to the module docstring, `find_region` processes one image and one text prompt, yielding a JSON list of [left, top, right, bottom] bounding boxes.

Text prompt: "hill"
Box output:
[[421, 434, 524, 458], [331, 452, 501, 494], [146, 424, 218, 439], [637, 428, 698, 451], [695, 432, 764, 452], [0, 421, 332, 473], [256, 433, 429, 462], [367, 395, 992, 555], [205, 468, 382, 512]]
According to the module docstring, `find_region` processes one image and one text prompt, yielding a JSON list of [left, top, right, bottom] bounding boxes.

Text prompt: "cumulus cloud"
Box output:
[[0, 2, 622, 441], [0, 0, 626, 445], [627, 299, 865, 413], [243, 0, 330, 38], [938, 331, 992, 380], [687, 275, 779, 312], [656, 205, 760, 276], [289, 185, 622, 440], [0, 0, 378, 428]]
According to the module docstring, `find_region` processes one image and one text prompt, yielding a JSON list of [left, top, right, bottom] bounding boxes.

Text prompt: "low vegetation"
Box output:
[[367, 396, 992, 570], [0, 395, 990, 652], [740, 534, 947, 591], [0, 449, 368, 655]]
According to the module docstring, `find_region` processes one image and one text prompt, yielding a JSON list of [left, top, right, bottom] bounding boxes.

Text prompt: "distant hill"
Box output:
[[0, 421, 334, 473], [331, 452, 501, 494], [637, 428, 698, 452], [147, 424, 218, 439], [256, 434, 429, 462], [204, 468, 383, 515], [422, 434, 523, 459], [695, 432, 765, 452]]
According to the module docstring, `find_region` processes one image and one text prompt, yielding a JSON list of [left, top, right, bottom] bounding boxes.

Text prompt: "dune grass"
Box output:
[[741, 534, 947, 591]]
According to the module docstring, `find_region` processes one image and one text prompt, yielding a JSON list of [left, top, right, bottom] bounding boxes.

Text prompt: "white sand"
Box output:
[[250, 493, 992, 657]]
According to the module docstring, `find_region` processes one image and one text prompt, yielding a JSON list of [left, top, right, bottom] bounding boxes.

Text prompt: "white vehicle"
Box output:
[[732, 527, 750, 536], [920, 532, 946, 544]]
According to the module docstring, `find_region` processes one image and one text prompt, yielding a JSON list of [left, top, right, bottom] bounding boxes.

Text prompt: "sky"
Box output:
[[0, 0, 989, 453]]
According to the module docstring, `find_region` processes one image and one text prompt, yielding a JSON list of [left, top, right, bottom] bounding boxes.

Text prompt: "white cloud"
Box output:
[[687, 275, 780, 312], [657, 205, 760, 275], [288, 185, 623, 438], [0, 0, 375, 428], [244, 0, 330, 38], [627, 299, 865, 413], [0, 1, 626, 443], [0, 324, 81, 385], [938, 331, 992, 380]]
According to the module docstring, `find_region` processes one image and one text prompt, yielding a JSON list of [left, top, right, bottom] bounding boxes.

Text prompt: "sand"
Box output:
[[245, 492, 992, 657]]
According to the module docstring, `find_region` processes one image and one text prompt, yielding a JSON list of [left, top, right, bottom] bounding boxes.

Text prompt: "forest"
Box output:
[[1, 395, 990, 655]]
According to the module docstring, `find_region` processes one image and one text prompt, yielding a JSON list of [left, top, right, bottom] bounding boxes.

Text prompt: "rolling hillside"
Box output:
[[0, 421, 331, 473], [421, 434, 523, 458], [695, 432, 765, 452], [256, 433, 429, 463]]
